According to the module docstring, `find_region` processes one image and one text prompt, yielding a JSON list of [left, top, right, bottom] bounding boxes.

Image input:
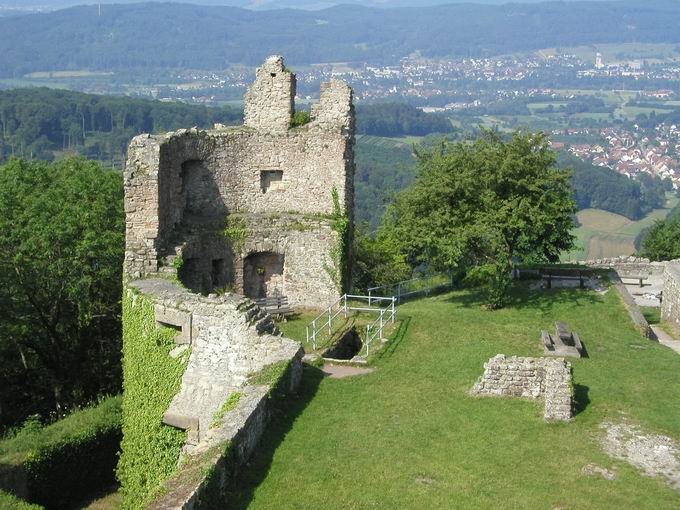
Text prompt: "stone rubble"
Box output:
[[471, 354, 573, 422]]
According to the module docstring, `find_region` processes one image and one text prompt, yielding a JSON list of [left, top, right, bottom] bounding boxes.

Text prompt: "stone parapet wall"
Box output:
[[471, 354, 573, 422], [130, 279, 302, 445], [579, 256, 678, 276], [149, 361, 303, 510], [661, 263, 680, 328]]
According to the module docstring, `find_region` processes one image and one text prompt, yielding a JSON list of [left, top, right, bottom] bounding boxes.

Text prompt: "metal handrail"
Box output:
[[364, 297, 396, 356], [305, 293, 397, 351], [367, 271, 454, 304]]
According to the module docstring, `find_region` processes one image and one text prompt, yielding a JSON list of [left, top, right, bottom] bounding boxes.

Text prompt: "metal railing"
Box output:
[[364, 299, 397, 356], [367, 270, 454, 304], [305, 294, 396, 356]]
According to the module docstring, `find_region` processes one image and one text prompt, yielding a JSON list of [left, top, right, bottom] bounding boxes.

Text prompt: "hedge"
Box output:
[[117, 289, 190, 509], [0, 396, 122, 509], [0, 491, 43, 509]]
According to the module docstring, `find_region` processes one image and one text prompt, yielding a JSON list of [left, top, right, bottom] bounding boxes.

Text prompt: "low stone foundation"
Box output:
[[471, 354, 573, 422]]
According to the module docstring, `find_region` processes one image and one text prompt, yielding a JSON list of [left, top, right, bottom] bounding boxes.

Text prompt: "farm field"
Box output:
[[562, 194, 679, 261], [230, 285, 680, 509]]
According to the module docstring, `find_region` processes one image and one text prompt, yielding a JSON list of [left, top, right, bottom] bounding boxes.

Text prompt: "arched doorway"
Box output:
[[243, 252, 285, 299]]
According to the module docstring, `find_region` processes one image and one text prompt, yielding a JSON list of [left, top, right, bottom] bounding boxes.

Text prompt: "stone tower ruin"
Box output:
[[124, 55, 355, 307], [118, 58, 354, 505]]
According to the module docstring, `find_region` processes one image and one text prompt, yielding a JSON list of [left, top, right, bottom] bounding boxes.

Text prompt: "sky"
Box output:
[[0, 0, 613, 12]]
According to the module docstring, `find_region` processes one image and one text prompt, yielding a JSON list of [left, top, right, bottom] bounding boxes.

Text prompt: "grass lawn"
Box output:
[[230, 284, 680, 509]]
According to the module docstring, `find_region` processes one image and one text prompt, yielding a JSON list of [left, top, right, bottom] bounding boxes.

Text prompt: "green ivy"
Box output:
[[327, 186, 350, 293], [117, 289, 190, 510], [223, 216, 248, 251]]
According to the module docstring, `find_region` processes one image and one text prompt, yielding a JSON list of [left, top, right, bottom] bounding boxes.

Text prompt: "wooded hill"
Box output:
[[1, 0, 680, 76], [0, 87, 667, 226], [0, 88, 242, 164]]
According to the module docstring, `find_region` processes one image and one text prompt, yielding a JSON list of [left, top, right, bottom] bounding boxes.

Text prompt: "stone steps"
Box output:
[[162, 299, 280, 445]]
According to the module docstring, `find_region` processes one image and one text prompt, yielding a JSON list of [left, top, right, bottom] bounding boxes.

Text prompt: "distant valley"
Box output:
[[0, 0, 678, 76]]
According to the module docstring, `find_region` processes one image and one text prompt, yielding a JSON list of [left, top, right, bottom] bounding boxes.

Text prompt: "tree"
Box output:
[[0, 158, 124, 427], [352, 223, 412, 292], [641, 214, 680, 261], [384, 130, 576, 308]]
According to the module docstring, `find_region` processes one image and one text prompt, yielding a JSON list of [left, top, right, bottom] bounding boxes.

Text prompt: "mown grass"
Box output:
[[231, 284, 680, 509]]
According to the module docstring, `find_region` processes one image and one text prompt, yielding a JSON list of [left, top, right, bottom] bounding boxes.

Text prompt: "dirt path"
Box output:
[[322, 363, 375, 379], [650, 325, 680, 355]]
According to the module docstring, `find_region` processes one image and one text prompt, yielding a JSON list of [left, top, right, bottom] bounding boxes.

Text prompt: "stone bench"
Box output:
[[619, 275, 649, 287], [543, 321, 585, 358]]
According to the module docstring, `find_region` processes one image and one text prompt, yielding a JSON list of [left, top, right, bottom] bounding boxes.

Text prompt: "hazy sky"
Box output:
[[1, 0, 611, 10]]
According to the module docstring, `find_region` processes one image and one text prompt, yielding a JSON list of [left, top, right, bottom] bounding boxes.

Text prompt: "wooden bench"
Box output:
[[539, 268, 593, 289], [254, 295, 293, 317], [619, 275, 649, 287]]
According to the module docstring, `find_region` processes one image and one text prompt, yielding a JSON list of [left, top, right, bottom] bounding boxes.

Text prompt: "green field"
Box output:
[[562, 194, 679, 261], [231, 285, 680, 509]]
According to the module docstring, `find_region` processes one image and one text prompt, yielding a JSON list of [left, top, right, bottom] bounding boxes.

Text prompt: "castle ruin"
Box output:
[[119, 56, 355, 508], [124, 55, 355, 307]]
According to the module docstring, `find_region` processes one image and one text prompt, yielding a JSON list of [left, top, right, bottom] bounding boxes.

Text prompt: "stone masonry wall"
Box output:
[[661, 263, 680, 328], [130, 279, 302, 445], [124, 55, 355, 308], [581, 256, 673, 276], [471, 354, 573, 422]]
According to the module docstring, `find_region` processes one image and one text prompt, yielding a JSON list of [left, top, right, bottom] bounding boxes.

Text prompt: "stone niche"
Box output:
[[124, 55, 355, 308], [471, 354, 573, 422]]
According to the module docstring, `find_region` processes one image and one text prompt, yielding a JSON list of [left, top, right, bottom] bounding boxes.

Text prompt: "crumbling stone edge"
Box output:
[[148, 352, 303, 510], [470, 354, 573, 422]]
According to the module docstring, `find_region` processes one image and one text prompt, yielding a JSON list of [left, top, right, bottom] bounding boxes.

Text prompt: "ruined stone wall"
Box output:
[[471, 354, 573, 422], [244, 55, 295, 132], [124, 55, 354, 308], [582, 256, 670, 276], [661, 263, 680, 328]]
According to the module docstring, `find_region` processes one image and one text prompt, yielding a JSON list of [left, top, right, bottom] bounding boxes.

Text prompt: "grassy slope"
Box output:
[[231, 285, 680, 509], [563, 194, 680, 260]]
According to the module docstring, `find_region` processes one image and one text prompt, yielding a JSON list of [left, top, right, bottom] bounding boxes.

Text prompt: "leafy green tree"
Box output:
[[641, 214, 680, 261], [353, 223, 412, 292], [0, 158, 124, 426], [384, 130, 576, 308]]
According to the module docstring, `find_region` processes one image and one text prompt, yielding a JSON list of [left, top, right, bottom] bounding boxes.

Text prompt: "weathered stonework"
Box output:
[[124, 55, 355, 308], [581, 256, 673, 276], [661, 263, 680, 328], [120, 55, 346, 508], [471, 354, 573, 422]]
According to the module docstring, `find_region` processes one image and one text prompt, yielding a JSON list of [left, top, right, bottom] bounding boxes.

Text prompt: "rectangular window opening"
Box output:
[[260, 170, 283, 193]]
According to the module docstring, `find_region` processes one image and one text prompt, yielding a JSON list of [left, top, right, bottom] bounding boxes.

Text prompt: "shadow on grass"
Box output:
[[448, 283, 602, 314], [227, 364, 325, 509], [372, 315, 412, 362], [573, 384, 590, 416]]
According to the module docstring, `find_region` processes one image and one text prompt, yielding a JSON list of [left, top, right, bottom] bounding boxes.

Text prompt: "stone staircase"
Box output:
[[162, 296, 283, 447]]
